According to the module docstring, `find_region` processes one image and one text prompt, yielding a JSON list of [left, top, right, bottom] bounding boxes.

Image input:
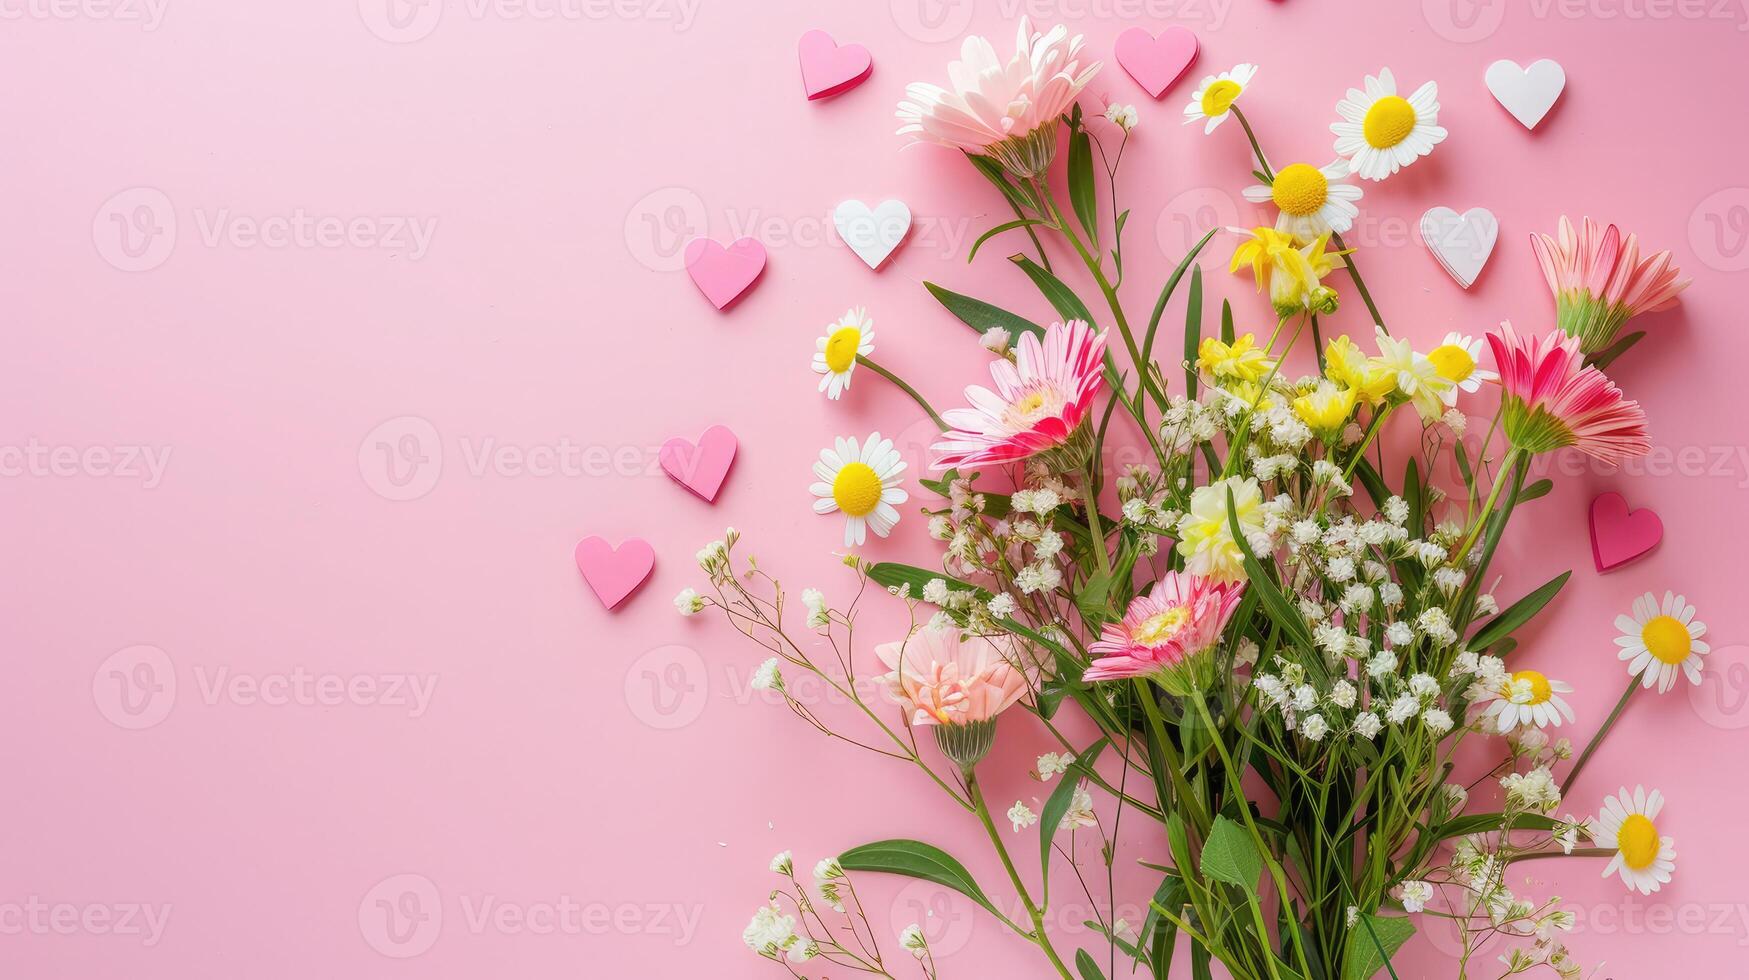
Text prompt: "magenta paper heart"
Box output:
[[798, 29, 872, 100], [574, 536, 655, 610], [1114, 26, 1199, 99], [684, 237, 766, 311], [1589, 492, 1662, 572], [660, 425, 738, 502]]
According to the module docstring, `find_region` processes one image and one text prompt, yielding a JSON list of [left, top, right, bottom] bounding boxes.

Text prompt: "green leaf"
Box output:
[[1182, 266, 1203, 396], [1589, 330, 1645, 370], [1227, 487, 1314, 650], [1068, 127, 1098, 245], [1517, 478, 1553, 503], [1341, 914, 1414, 980], [969, 218, 1052, 263], [1077, 570, 1112, 627], [966, 153, 1036, 215], [838, 839, 1002, 919], [1040, 739, 1109, 881], [1077, 949, 1110, 980], [1010, 253, 1097, 326], [1220, 299, 1235, 344], [1431, 812, 1559, 840], [924, 281, 1046, 340], [1468, 570, 1570, 651], [1198, 816, 1262, 888]]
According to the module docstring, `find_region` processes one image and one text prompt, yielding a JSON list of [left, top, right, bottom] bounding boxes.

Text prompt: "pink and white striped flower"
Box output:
[[932, 320, 1107, 472], [1486, 321, 1650, 465], [1530, 215, 1690, 355], [1083, 572, 1246, 685]]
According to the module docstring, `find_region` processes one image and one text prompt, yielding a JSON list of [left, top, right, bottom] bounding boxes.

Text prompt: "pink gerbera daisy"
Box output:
[[1083, 572, 1246, 689], [1486, 321, 1650, 465], [1530, 215, 1690, 355], [931, 320, 1107, 472]]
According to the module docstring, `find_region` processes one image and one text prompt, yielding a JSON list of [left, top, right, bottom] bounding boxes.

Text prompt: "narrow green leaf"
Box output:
[[1068, 128, 1099, 245], [1468, 571, 1570, 651], [1589, 330, 1645, 370], [1227, 487, 1314, 649], [969, 218, 1052, 263], [1182, 265, 1203, 396], [1077, 949, 1110, 980], [838, 840, 1002, 919], [1220, 299, 1235, 344], [924, 281, 1046, 340], [1198, 816, 1262, 887], [1040, 739, 1109, 880], [1517, 478, 1553, 503], [1010, 253, 1097, 326]]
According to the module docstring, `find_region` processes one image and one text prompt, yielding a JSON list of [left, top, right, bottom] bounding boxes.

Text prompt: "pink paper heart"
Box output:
[[1114, 26, 1199, 100], [660, 425, 738, 502], [1589, 492, 1662, 572], [798, 29, 873, 100], [684, 237, 766, 311], [575, 536, 655, 610]]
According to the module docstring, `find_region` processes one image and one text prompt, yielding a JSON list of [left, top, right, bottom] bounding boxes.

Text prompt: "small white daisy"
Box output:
[[809, 432, 908, 546], [1477, 669, 1576, 734], [1330, 68, 1447, 181], [1427, 332, 1499, 395], [1614, 591, 1710, 693], [1242, 160, 1363, 240], [1103, 102, 1138, 132], [1593, 785, 1676, 895], [811, 307, 876, 400], [1182, 63, 1258, 134]]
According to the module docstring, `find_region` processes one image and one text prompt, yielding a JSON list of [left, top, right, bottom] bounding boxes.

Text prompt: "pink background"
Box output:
[[5, 0, 1748, 976]]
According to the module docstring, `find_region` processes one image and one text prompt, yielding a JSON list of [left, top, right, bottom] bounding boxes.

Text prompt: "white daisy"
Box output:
[[811, 307, 876, 400], [1182, 63, 1257, 134], [1241, 160, 1362, 241], [1427, 332, 1499, 395], [809, 432, 908, 546], [1477, 669, 1576, 734], [1330, 68, 1447, 181], [1614, 591, 1710, 693], [1593, 785, 1676, 895]]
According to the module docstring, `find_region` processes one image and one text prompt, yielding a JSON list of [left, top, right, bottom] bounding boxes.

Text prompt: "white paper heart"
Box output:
[[1419, 207, 1499, 289], [833, 199, 911, 270], [1485, 59, 1566, 130]]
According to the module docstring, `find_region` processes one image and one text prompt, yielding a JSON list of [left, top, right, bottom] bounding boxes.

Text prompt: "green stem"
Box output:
[[1561, 677, 1638, 796], [1343, 405, 1394, 481], [857, 355, 946, 430], [1082, 460, 1113, 583], [1454, 448, 1522, 562], [967, 771, 1076, 979]]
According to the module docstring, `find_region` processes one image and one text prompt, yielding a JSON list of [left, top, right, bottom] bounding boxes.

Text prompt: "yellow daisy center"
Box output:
[[1133, 607, 1190, 646], [1428, 344, 1475, 382], [1641, 615, 1692, 665], [1617, 813, 1660, 870], [1363, 95, 1417, 148], [1271, 164, 1329, 217], [1504, 669, 1552, 704], [832, 462, 883, 517], [824, 327, 862, 373], [1201, 79, 1242, 117]]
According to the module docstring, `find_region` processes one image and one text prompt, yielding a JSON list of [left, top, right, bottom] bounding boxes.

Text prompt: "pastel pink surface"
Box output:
[[659, 425, 738, 502], [1114, 26, 1199, 99], [7, 4, 1748, 978], [683, 237, 766, 310], [797, 29, 873, 100], [1589, 492, 1663, 572], [573, 536, 655, 610]]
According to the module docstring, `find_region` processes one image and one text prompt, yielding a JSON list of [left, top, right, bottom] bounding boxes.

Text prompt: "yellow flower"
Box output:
[[1270, 234, 1346, 316], [1293, 380, 1358, 437], [1174, 476, 1267, 584], [1228, 226, 1300, 292], [1197, 334, 1276, 385], [1324, 335, 1396, 404]]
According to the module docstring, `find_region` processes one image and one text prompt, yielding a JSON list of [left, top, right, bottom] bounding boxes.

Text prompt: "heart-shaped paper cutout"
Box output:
[[660, 425, 738, 502], [575, 536, 655, 610], [1589, 492, 1662, 572], [1485, 59, 1566, 130], [798, 29, 873, 100], [684, 237, 766, 310], [1114, 26, 1198, 99], [1419, 206, 1499, 289], [833, 199, 911, 270]]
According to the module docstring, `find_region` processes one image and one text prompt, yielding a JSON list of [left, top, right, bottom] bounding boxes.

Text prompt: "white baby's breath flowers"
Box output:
[[801, 588, 830, 629], [1008, 800, 1039, 831], [1367, 650, 1398, 678], [1059, 784, 1097, 831], [674, 587, 706, 616], [1036, 752, 1073, 780], [1424, 708, 1453, 735], [1103, 102, 1139, 131], [1399, 880, 1434, 914], [751, 658, 783, 692], [1501, 766, 1562, 813], [981, 326, 1012, 354], [987, 593, 1016, 618], [1386, 693, 1419, 724], [1330, 680, 1357, 709], [922, 578, 950, 604], [1302, 714, 1330, 741], [769, 850, 793, 875], [899, 923, 929, 958], [1385, 621, 1414, 647], [1409, 673, 1440, 698], [1355, 712, 1383, 738]]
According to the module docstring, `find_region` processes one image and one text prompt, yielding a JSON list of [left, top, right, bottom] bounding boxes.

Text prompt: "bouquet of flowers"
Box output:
[[683, 20, 1699, 980]]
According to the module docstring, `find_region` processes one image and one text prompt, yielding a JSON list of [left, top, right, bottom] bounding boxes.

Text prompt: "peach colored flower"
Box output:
[[1530, 215, 1689, 355], [874, 629, 1030, 727]]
